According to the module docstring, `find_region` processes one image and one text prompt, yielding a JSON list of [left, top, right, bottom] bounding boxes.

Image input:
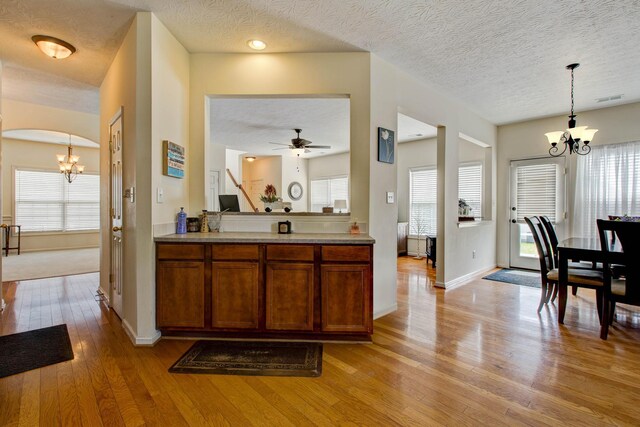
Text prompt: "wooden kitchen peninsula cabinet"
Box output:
[[155, 232, 375, 342]]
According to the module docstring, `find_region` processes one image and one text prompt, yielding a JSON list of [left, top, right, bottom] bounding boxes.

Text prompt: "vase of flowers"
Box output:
[[259, 184, 279, 212]]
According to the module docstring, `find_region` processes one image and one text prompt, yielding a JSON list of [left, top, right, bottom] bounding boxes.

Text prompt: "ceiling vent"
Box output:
[[596, 94, 623, 103]]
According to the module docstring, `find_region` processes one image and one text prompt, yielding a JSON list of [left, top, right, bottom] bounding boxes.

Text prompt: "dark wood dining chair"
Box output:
[[597, 219, 640, 339], [539, 215, 598, 298], [525, 216, 604, 316]]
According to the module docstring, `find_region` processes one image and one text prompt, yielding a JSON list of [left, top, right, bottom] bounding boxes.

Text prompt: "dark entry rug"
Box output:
[[169, 340, 322, 377], [483, 268, 541, 288], [0, 324, 74, 378]]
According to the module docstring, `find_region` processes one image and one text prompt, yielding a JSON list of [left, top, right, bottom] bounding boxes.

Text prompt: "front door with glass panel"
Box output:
[[509, 158, 565, 270]]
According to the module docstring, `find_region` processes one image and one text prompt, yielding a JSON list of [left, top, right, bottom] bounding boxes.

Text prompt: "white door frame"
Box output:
[[509, 157, 566, 269]]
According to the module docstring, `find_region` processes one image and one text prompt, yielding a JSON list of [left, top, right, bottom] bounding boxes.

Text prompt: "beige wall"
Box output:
[[2, 99, 99, 143], [243, 156, 282, 210], [370, 55, 497, 291], [496, 101, 640, 267], [2, 138, 99, 251], [151, 13, 190, 226]]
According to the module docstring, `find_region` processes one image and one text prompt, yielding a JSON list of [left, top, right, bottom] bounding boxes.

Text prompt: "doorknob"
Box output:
[[112, 226, 122, 232], [511, 219, 516, 223], [511, 207, 516, 211]]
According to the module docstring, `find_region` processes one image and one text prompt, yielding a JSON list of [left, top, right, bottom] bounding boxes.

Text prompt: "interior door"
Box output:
[[109, 109, 124, 318], [509, 157, 565, 270], [209, 169, 220, 211]]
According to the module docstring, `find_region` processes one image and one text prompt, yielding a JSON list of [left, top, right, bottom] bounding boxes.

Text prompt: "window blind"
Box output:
[[310, 176, 348, 212], [409, 167, 437, 235], [458, 163, 482, 218], [515, 163, 557, 222], [15, 169, 100, 232]]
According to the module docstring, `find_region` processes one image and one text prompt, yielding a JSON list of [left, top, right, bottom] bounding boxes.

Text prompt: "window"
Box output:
[[515, 163, 559, 222], [574, 141, 640, 238], [15, 169, 100, 232], [409, 167, 437, 236], [310, 176, 349, 212], [458, 163, 482, 218]]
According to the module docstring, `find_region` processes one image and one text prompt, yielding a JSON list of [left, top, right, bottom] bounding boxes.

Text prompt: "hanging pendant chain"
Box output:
[[570, 68, 575, 117]]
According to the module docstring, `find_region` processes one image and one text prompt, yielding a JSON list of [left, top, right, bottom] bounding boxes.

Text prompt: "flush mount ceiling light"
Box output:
[[247, 39, 267, 51], [545, 63, 597, 157], [32, 35, 76, 59], [245, 156, 256, 162]]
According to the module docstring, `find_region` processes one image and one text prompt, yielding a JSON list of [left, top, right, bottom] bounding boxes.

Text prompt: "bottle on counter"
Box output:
[[200, 209, 209, 232], [176, 207, 187, 234]]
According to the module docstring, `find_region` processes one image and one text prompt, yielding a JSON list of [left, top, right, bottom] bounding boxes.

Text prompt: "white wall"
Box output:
[[370, 55, 497, 290], [281, 154, 308, 212], [2, 138, 100, 251], [496, 102, 640, 267]]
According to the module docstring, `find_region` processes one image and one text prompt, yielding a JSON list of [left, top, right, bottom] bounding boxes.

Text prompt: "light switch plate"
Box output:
[[157, 187, 164, 203], [386, 191, 395, 204]]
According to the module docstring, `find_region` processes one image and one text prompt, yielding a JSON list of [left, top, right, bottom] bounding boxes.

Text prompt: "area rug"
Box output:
[[483, 268, 541, 288], [2, 248, 99, 282], [169, 340, 322, 377], [0, 324, 74, 378]]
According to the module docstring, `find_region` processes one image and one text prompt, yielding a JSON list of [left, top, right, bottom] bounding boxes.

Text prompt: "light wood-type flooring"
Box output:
[[1, 258, 640, 426]]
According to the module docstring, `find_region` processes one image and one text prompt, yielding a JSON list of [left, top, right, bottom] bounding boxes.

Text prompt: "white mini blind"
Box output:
[[515, 163, 557, 222], [458, 163, 482, 218], [310, 176, 348, 212], [15, 169, 100, 232], [409, 167, 437, 235]]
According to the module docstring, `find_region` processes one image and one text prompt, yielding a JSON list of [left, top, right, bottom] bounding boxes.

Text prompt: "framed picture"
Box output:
[[378, 127, 395, 164], [163, 140, 185, 178]]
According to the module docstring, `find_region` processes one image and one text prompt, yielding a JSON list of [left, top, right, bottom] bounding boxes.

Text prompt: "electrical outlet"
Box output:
[[386, 192, 395, 204], [472, 250, 476, 259]]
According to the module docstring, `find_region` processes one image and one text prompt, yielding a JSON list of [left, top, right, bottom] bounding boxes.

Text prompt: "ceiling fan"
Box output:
[[270, 129, 331, 153]]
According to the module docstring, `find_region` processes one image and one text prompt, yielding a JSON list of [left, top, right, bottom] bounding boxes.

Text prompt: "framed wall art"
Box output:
[[378, 127, 395, 164], [163, 140, 185, 178]]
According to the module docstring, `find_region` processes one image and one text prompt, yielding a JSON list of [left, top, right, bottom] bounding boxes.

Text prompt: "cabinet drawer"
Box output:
[[157, 244, 204, 260], [267, 245, 314, 262], [211, 244, 259, 260], [322, 245, 370, 262]]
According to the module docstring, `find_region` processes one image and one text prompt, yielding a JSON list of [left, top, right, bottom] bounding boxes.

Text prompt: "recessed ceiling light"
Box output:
[[247, 39, 267, 51], [32, 35, 76, 59]]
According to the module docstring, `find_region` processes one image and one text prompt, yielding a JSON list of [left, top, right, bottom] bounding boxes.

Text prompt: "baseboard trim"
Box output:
[[122, 319, 162, 346], [444, 265, 497, 291], [21, 245, 99, 253], [374, 303, 397, 319]]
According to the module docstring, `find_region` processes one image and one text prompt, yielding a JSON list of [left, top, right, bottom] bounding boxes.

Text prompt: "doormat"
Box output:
[[483, 268, 541, 288], [0, 324, 74, 378], [169, 340, 322, 377]]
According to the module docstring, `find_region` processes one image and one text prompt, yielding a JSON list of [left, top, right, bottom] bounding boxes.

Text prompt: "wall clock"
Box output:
[[288, 181, 303, 201]]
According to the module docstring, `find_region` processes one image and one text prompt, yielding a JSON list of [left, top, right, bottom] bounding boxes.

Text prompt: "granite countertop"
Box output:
[[155, 232, 375, 244]]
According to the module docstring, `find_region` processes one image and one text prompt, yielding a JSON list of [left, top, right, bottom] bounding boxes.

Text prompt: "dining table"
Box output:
[[557, 237, 623, 324]]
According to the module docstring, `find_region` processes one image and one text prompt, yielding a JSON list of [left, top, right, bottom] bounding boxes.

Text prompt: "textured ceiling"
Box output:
[[2, 129, 99, 148], [2, 0, 640, 124]]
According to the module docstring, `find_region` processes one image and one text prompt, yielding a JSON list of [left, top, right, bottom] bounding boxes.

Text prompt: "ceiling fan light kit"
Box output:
[[545, 63, 598, 157]]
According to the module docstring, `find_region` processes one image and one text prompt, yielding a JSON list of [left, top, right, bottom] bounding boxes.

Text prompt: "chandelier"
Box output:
[[56, 135, 85, 183], [545, 63, 598, 157]]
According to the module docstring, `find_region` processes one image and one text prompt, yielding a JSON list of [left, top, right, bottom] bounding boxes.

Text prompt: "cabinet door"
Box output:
[[157, 261, 205, 328], [211, 262, 259, 329], [265, 263, 314, 330], [321, 264, 371, 332]]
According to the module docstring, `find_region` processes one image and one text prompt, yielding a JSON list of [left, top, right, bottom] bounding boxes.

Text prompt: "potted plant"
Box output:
[[458, 198, 474, 221], [259, 184, 279, 211]]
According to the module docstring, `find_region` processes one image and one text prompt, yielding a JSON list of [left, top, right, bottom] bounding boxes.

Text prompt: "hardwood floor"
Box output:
[[1, 259, 640, 426]]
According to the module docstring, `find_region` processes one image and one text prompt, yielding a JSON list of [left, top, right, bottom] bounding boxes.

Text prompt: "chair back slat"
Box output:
[[597, 219, 640, 301], [525, 216, 554, 274], [539, 215, 559, 267]]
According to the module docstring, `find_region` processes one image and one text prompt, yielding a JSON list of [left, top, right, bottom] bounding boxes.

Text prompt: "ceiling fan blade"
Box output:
[[272, 147, 290, 150], [299, 138, 313, 145], [269, 142, 290, 146], [306, 145, 332, 149]]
